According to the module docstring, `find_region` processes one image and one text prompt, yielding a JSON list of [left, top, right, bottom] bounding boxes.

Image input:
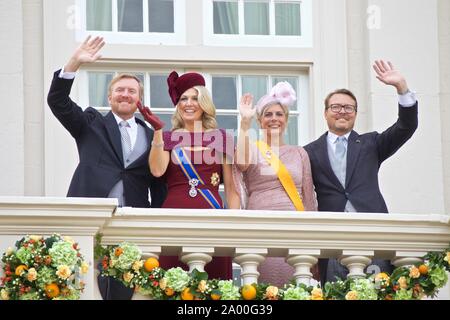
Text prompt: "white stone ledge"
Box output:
[[1, 197, 449, 299]]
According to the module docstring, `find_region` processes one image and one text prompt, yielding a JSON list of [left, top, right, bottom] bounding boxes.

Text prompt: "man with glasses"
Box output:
[[304, 60, 418, 284]]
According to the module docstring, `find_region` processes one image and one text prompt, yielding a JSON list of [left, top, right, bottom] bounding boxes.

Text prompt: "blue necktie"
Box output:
[[335, 136, 347, 186]]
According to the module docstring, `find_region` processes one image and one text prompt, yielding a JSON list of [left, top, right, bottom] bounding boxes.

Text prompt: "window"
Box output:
[[80, 0, 185, 44], [82, 69, 310, 147], [205, 0, 312, 47]]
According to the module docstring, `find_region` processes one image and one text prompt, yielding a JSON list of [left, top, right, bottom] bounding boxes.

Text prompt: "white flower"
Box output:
[[63, 236, 75, 244], [1, 289, 9, 300], [29, 235, 42, 242], [264, 286, 279, 300], [345, 291, 358, 300], [409, 266, 420, 279], [80, 262, 89, 274], [132, 260, 144, 272], [56, 265, 72, 280], [5, 247, 14, 256], [198, 280, 207, 293], [123, 272, 134, 283], [159, 278, 167, 290], [444, 252, 450, 263], [398, 276, 408, 289], [27, 268, 38, 281]]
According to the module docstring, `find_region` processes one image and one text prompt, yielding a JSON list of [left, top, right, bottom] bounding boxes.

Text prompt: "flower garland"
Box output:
[[0, 234, 89, 300], [97, 242, 450, 300]]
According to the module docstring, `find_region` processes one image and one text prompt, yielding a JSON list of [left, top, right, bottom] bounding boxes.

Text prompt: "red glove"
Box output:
[[137, 101, 165, 131]]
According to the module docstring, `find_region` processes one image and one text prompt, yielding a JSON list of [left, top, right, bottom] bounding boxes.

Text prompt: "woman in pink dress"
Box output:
[[234, 82, 318, 287], [138, 71, 240, 279]]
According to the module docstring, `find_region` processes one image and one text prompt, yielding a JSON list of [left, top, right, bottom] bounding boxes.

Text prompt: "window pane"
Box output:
[[244, 1, 269, 35], [213, 1, 238, 34], [275, 2, 301, 36], [86, 0, 112, 31], [242, 76, 267, 103], [88, 72, 114, 107], [212, 76, 237, 110], [217, 114, 238, 132], [149, 112, 174, 129], [150, 75, 173, 108], [285, 115, 298, 145], [118, 0, 143, 32], [148, 0, 174, 32]]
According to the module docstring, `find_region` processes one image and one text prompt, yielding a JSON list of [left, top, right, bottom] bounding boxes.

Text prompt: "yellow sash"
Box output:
[[255, 141, 305, 211]]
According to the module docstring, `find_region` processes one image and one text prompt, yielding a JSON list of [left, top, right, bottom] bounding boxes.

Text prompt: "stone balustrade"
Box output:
[[1, 197, 450, 299]]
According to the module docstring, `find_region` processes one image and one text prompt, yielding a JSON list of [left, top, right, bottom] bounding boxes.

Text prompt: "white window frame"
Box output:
[[204, 0, 313, 47], [76, 0, 186, 45]]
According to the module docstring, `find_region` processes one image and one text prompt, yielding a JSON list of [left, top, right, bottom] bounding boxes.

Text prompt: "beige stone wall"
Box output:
[[23, 0, 44, 196], [0, 0, 24, 195], [439, 0, 450, 213]]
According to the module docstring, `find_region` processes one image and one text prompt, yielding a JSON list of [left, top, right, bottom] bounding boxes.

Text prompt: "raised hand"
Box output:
[[239, 93, 256, 123], [137, 101, 165, 131], [65, 36, 105, 72], [373, 60, 409, 94]]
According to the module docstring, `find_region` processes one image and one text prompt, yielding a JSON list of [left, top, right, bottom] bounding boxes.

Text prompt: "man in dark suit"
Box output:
[[47, 36, 167, 299], [304, 60, 418, 284]]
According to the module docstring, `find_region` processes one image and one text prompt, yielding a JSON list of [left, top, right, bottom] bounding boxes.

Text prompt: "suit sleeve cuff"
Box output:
[[58, 66, 76, 79], [398, 90, 417, 107]]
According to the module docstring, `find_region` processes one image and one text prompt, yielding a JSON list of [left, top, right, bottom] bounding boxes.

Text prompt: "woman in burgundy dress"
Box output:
[[138, 71, 240, 279]]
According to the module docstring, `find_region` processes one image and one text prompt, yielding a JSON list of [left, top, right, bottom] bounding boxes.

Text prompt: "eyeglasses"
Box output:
[[327, 104, 357, 114]]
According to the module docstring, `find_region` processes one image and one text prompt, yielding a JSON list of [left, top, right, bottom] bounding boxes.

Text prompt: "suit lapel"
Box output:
[[345, 131, 362, 188], [314, 133, 343, 189], [104, 112, 124, 165]]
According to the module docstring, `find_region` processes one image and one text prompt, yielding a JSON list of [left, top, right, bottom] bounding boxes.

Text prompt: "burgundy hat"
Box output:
[[167, 71, 206, 105]]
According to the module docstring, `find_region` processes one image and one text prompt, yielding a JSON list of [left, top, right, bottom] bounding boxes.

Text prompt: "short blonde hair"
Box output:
[[108, 73, 144, 100], [257, 102, 290, 124], [171, 86, 218, 130]]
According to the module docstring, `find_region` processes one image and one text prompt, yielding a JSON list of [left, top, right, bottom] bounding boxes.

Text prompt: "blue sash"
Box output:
[[173, 147, 223, 209]]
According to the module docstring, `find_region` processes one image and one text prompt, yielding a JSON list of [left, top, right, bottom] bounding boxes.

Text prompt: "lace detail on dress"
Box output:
[[232, 144, 317, 211]]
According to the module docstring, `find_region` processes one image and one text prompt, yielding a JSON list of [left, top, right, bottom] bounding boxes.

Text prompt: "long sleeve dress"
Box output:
[[233, 144, 318, 286], [158, 129, 234, 279]]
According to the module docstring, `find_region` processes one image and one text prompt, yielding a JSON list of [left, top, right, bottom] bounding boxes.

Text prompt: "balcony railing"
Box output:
[[1, 197, 449, 300]]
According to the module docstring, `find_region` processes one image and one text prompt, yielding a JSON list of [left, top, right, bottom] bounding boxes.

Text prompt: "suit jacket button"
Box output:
[[345, 192, 350, 198]]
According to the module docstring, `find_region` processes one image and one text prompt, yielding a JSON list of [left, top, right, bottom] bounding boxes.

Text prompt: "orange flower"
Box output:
[[241, 284, 257, 300], [418, 264, 428, 275], [14, 265, 28, 276], [164, 287, 175, 297], [181, 287, 194, 300], [45, 283, 60, 298], [144, 257, 159, 272], [210, 292, 221, 300], [114, 247, 124, 257]]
